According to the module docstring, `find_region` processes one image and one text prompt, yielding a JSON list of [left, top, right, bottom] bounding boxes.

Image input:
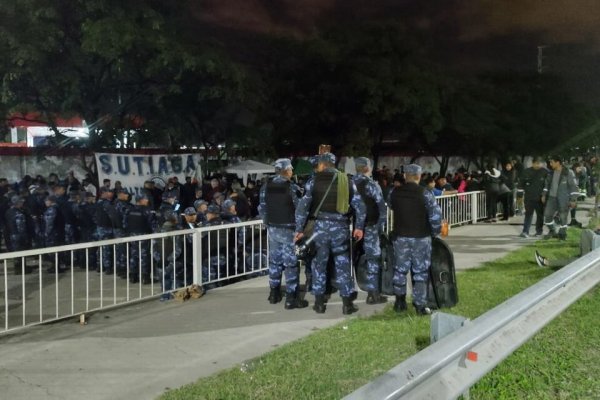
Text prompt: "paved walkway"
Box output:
[[0, 203, 592, 400]]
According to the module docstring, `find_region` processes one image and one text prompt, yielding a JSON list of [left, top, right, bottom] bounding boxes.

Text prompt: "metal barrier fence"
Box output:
[[344, 248, 600, 399], [0, 219, 267, 334], [435, 190, 487, 227], [0, 190, 487, 334]]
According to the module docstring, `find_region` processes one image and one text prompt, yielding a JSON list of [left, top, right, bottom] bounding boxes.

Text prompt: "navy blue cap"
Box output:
[[354, 157, 371, 168], [404, 164, 423, 175], [184, 207, 197, 216], [273, 158, 293, 171], [206, 204, 221, 214], [318, 153, 336, 164]]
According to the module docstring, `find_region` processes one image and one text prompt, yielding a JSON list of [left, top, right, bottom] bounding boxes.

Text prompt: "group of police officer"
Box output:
[[1, 179, 242, 285], [259, 153, 442, 316]]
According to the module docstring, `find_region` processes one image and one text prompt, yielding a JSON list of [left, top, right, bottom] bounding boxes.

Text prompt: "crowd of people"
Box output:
[[0, 171, 264, 294], [1, 154, 593, 308]]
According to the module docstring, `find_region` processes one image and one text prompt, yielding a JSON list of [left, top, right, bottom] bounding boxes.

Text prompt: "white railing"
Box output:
[[0, 219, 267, 334], [436, 190, 487, 227]]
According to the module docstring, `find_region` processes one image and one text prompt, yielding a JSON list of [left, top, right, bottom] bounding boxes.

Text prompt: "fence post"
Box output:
[[471, 192, 478, 224], [192, 229, 201, 285]]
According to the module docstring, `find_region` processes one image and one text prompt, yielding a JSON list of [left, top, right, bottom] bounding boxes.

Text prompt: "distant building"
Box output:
[[7, 113, 89, 147]]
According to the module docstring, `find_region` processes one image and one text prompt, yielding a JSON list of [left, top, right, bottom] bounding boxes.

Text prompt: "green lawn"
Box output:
[[160, 228, 600, 400]]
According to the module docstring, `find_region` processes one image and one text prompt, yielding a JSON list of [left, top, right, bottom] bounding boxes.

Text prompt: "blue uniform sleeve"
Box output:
[[424, 190, 443, 235], [258, 183, 267, 221], [367, 180, 387, 228], [350, 181, 366, 230], [295, 178, 314, 233], [290, 182, 301, 209]]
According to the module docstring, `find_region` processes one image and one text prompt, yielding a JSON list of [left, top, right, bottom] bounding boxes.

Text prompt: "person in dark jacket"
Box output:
[[483, 165, 502, 222], [518, 157, 548, 238]]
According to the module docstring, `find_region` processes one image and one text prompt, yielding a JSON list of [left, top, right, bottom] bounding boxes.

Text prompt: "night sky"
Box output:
[[190, 0, 600, 104]]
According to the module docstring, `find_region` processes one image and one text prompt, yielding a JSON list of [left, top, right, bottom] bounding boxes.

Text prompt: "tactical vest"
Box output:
[[96, 201, 119, 228], [127, 207, 152, 234], [355, 178, 379, 226], [265, 179, 295, 225], [389, 183, 431, 238], [310, 172, 352, 215]]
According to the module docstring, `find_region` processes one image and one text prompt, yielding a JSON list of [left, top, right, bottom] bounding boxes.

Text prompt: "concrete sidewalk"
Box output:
[[0, 204, 592, 400]]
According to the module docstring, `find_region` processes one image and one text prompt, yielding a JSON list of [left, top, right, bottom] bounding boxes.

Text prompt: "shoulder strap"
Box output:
[[311, 173, 337, 217]]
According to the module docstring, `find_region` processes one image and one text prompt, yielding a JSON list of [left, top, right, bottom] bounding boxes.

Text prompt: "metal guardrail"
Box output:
[[436, 191, 487, 227], [0, 219, 267, 334], [344, 248, 600, 400]]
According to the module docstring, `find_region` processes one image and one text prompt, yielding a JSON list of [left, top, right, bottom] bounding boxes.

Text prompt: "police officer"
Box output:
[[259, 158, 308, 310], [542, 155, 580, 240], [5, 196, 32, 274], [114, 189, 133, 277], [78, 192, 98, 270], [388, 164, 442, 315], [221, 199, 241, 224], [43, 194, 66, 273], [295, 153, 366, 314], [126, 193, 158, 284], [194, 199, 208, 225], [61, 190, 81, 264], [352, 157, 388, 304], [95, 187, 119, 274]]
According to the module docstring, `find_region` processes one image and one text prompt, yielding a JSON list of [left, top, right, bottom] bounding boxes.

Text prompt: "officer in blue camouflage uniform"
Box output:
[[78, 192, 98, 270], [43, 195, 66, 273], [61, 190, 81, 265], [199, 204, 226, 288], [114, 189, 133, 277], [194, 199, 208, 225], [301, 155, 320, 292], [352, 157, 388, 304], [295, 153, 366, 314], [126, 193, 158, 284], [259, 158, 308, 309], [388, 164, 442, 315], [95, 187, 119, 274], [5, 196, 32, 274], [154, 210, 183, 299]]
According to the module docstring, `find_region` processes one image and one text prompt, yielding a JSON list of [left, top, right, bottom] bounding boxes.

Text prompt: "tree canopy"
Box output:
[[0, 2, 596, 164]]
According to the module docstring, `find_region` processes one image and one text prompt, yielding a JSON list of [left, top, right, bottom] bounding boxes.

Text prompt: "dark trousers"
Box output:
[[523, 199, 544, 235], [486, 192, 498, 219]]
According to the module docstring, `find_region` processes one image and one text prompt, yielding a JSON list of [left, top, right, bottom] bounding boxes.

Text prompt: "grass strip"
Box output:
[[160, 228, 600, 400]]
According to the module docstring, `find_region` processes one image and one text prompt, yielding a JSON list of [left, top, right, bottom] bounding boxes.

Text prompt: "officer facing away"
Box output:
[[259, 158, 308, 310], [388, 164, 442, 315], [295, 152, 366, 315], [352, 157, 388, 304]]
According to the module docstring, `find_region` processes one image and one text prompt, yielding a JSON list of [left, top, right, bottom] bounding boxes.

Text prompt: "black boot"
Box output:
[[394, 295, 407, 313], [342, 297, 359, 315], [414, 304, 432, 316], [305, 273, 312, 292], [285, 291, 309, 309], [558, 227, 567, 241], [313, 295, 326, 314], [268, 286, 282, 304], [366, 291, 388, 305]]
